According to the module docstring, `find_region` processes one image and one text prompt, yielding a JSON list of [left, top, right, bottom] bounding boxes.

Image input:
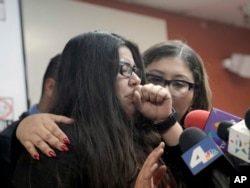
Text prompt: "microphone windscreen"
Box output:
[[184, 110, 209, 130], [217, 121, 234, 141], [245, 108, 250, 130], [179, 127, 207, 153]]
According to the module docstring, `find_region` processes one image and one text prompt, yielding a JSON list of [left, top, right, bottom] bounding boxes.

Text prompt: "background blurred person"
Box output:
[[0, 54, 71, 188], [143, 40, 212, 127], [143, 40, 214, 187]]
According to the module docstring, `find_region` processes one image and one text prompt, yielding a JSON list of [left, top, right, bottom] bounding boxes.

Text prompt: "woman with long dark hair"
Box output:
[[14, 31, 182, 188]]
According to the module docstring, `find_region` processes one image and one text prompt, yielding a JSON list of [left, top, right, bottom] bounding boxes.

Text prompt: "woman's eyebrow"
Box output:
[[120, 60, 137, 67], [172, 74, 193, 81]]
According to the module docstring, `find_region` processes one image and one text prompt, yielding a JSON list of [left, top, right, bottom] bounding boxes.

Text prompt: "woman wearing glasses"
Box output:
[[12, 39, 213, 187], [143, 40, 213, 187], [143, 40, 212, 126], [13, 31, 183, 188]]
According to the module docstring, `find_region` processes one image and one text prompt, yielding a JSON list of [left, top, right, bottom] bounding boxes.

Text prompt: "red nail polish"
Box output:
[[48, 150, 56, 157], [63, 137, 70, 145], [61, 144, 69, 152], [33, 154, 40, 160]]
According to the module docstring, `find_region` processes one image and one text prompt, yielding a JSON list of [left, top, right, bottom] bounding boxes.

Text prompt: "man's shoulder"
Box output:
[[0, 111, 29, 137], [19, 111, 29, 120]]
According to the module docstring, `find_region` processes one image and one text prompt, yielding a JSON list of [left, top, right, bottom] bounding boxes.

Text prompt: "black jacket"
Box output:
[[0, 112, 29, 188]]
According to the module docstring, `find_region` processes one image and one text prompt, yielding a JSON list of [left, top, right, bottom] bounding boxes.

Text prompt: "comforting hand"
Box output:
[[134, 84, 172, 122], [16, 113, 74, 160], [134, 142, 167, 188]]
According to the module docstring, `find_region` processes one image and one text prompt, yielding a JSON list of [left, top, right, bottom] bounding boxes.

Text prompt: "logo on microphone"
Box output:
[[182, 137, 223, 175], [204, 108, 241, 152], [228, 120, 250, 163], [229, 134, 249, 155], [229, 134, 250, 161], [189, 147, 219, 168]]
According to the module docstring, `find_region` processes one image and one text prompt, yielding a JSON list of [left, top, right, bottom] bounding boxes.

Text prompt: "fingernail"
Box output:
[[63, 137, 70, 145], [48, 150, 56, 157], [61, 144, 69, 152], [33, 154, 40, 160]]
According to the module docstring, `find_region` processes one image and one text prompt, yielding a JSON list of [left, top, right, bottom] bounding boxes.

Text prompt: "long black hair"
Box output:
[[50, 30, 164, 187]]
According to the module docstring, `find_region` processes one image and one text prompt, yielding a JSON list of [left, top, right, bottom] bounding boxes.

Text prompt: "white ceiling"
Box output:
[[116, 0, 250, 29]]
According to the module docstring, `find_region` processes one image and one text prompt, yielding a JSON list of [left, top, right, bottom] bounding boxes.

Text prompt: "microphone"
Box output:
[[217, 108, 250, 141], [217, 120, 236, 141], [227, 114, 250, 187], [245, 108, 250, 130], [207, 108, 250, 187], [227, 108, 250, 163], [184, 109, 209, 130], [180, 127, 237, 175], [183, 109, 250, 187], [184, 108, 242, 152], [179, 127, 237, 187]]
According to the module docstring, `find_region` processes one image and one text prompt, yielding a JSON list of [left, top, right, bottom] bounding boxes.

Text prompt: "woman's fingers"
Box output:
[[134, 142, 166, 188], [134, 84, 172, 121], [153, 165, 167, 186], [140, 84, 166, 103], [48, 114, 74, 124], [21, 140, 40, 160], [46, 114, 73, 144], [16, 113, 73, 159], [42, 115, 72, 146], [142, 142, 165, 174], [22, 134, 57, 159]]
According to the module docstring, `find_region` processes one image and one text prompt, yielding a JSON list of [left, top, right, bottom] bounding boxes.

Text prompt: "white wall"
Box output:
[[22, 0, 167, 105], [0, 0, 27, 131]]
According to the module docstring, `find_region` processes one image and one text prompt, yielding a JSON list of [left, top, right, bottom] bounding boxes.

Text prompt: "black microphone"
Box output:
[[245, 108, 250, 130], [218, 108, 250, 142], [179, 127, 238, 187], [217, 120, 236, 141]]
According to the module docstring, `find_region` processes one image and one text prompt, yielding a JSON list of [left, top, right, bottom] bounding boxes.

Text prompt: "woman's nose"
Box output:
[[129, 72, 141, 85]]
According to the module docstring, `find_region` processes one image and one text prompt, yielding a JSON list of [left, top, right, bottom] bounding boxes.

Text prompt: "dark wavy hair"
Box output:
[[49, 30, 165, 187]]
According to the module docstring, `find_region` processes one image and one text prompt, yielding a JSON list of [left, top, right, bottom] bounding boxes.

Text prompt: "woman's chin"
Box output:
[[125, 105, 137, 118]]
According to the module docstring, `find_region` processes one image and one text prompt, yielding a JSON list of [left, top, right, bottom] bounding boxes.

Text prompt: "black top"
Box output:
[[0, 112, 29, 188]]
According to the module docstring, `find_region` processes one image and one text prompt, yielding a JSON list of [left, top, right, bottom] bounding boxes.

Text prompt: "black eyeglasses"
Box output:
[[146, 73, 196, 97], [119, 62, 142, 78]]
